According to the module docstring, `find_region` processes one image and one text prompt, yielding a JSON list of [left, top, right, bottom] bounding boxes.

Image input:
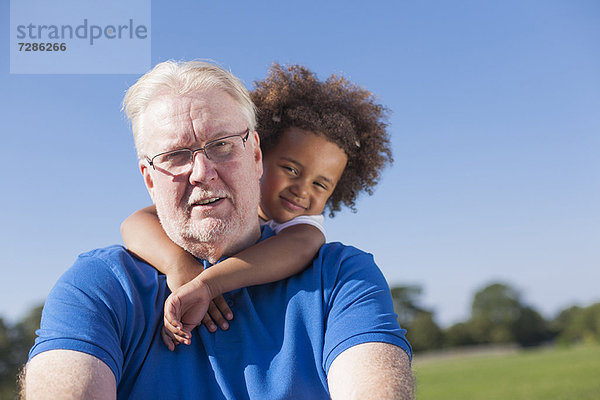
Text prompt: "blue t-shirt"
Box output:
[[29, 228, 412, 399]]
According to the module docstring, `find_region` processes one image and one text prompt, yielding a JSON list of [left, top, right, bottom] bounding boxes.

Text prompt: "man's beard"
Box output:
[[180, 214, 230, 242], [155, 187, 237, 258]]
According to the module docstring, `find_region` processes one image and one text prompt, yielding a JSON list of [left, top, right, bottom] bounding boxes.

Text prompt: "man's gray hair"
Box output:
[[123, 60, 256, 158]]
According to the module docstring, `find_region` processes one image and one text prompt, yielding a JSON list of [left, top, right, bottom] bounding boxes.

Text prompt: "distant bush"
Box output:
[[554, 303, 600, 346], [0, 305, 42, 400]]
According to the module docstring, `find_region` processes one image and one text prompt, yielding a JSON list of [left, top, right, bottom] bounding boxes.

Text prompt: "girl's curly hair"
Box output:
[[251, 63, 393, 216]]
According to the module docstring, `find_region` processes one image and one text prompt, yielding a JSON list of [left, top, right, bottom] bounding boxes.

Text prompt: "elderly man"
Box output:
[[23, 61, 414, 399]]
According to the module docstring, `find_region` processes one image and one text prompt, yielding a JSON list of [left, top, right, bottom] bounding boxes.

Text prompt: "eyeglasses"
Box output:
[[146, 129, 250, 175]]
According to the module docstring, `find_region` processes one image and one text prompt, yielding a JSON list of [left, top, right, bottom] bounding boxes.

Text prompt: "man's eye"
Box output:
[[207, 140, 235, 157], [161, 151, 190, 166]]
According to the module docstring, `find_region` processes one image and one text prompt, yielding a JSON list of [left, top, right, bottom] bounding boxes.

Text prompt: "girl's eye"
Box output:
[[314, 181, 327, 190], [282, 165, 297, 174]]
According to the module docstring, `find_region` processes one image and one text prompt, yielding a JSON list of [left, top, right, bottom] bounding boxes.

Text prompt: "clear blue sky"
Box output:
[[1, 1, 599, 327]]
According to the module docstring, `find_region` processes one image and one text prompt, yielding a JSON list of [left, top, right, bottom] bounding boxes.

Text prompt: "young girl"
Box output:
[[121, 64, 393, 349]]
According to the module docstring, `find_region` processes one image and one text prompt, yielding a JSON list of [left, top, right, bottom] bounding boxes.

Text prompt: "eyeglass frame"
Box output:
[[145, 128, 251, 172]]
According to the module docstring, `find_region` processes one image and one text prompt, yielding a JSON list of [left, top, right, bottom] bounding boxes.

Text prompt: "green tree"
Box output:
[[390, 285, 444, 352], [552, 305, 581, 337], [514, 306, 549, 346], [390, 285, 427, 328], [468, 282, 549, 347], [11, 305, 42, 368], [0, 318, 12, 388], [469, 282, 522, 344], [555, 303, 600, 345], [0, 317, 19, 400], [407, 311, 444, 352], [0, 305, 43, 400], [444, 321, 477, 347]]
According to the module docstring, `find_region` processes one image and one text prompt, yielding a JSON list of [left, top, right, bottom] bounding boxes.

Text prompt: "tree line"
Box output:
[[1, 282, 599, 397], [0, 305, 41, 399], [393, 282, 600, 353]]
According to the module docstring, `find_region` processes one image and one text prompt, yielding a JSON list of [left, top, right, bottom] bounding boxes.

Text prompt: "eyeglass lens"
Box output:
[[152, 135, 244, 174]]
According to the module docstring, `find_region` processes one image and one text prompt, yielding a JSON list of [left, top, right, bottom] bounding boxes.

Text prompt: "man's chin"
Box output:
[[183, 218, 231, 242]]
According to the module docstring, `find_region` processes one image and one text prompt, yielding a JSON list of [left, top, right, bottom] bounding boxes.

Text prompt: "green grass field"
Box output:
[[413, 344, 600, 400]]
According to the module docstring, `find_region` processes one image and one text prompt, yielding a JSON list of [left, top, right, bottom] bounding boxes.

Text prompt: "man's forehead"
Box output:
[[143, 89, 245, 145], [147, 90, 219, 121]]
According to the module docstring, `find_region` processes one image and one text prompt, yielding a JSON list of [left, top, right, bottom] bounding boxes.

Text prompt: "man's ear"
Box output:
[[251, 130, 263, 179], [139, 159, 156, 202]]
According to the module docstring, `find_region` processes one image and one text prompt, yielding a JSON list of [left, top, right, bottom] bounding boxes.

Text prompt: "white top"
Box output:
[[263, 214, 326, 237]]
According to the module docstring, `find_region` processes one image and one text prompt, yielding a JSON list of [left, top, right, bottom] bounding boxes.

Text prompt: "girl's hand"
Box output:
[[163, 277, 211, 347], [161, 278, 235, 350], [202, 295, 234, 332]]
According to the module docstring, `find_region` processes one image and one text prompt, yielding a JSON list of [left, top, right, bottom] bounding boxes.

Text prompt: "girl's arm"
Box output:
[[122, 207, 324, 292], [121, 205, 203, 290], [203, 223, 325, 294], [164, 223, 325, 344], [122, 206, 325, 345]]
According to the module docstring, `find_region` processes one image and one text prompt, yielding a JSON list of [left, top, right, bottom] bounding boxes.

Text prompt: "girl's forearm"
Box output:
[[198, 224, 325, 297]]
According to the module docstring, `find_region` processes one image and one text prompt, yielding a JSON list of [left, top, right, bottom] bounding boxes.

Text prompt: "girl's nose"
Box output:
[[290, 180, 309, 198]]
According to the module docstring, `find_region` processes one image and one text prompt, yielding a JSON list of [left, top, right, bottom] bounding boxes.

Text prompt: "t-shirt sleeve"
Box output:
[[320, 244, 412, 373], [265, 214, 326, 237], [28, 251, 128, 381]]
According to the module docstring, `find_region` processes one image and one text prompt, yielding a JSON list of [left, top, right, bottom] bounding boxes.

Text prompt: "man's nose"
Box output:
[[189, 151, 218, 184]]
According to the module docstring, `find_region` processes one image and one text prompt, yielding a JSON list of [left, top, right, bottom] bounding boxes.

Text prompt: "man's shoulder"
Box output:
[[63, 244, 157, 285], [72, 245, 135, 271], [78, 244, 129, 260], [48, 244, 164, 323], [312, 241, 381, 283], [318, 242, 373, 264]]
